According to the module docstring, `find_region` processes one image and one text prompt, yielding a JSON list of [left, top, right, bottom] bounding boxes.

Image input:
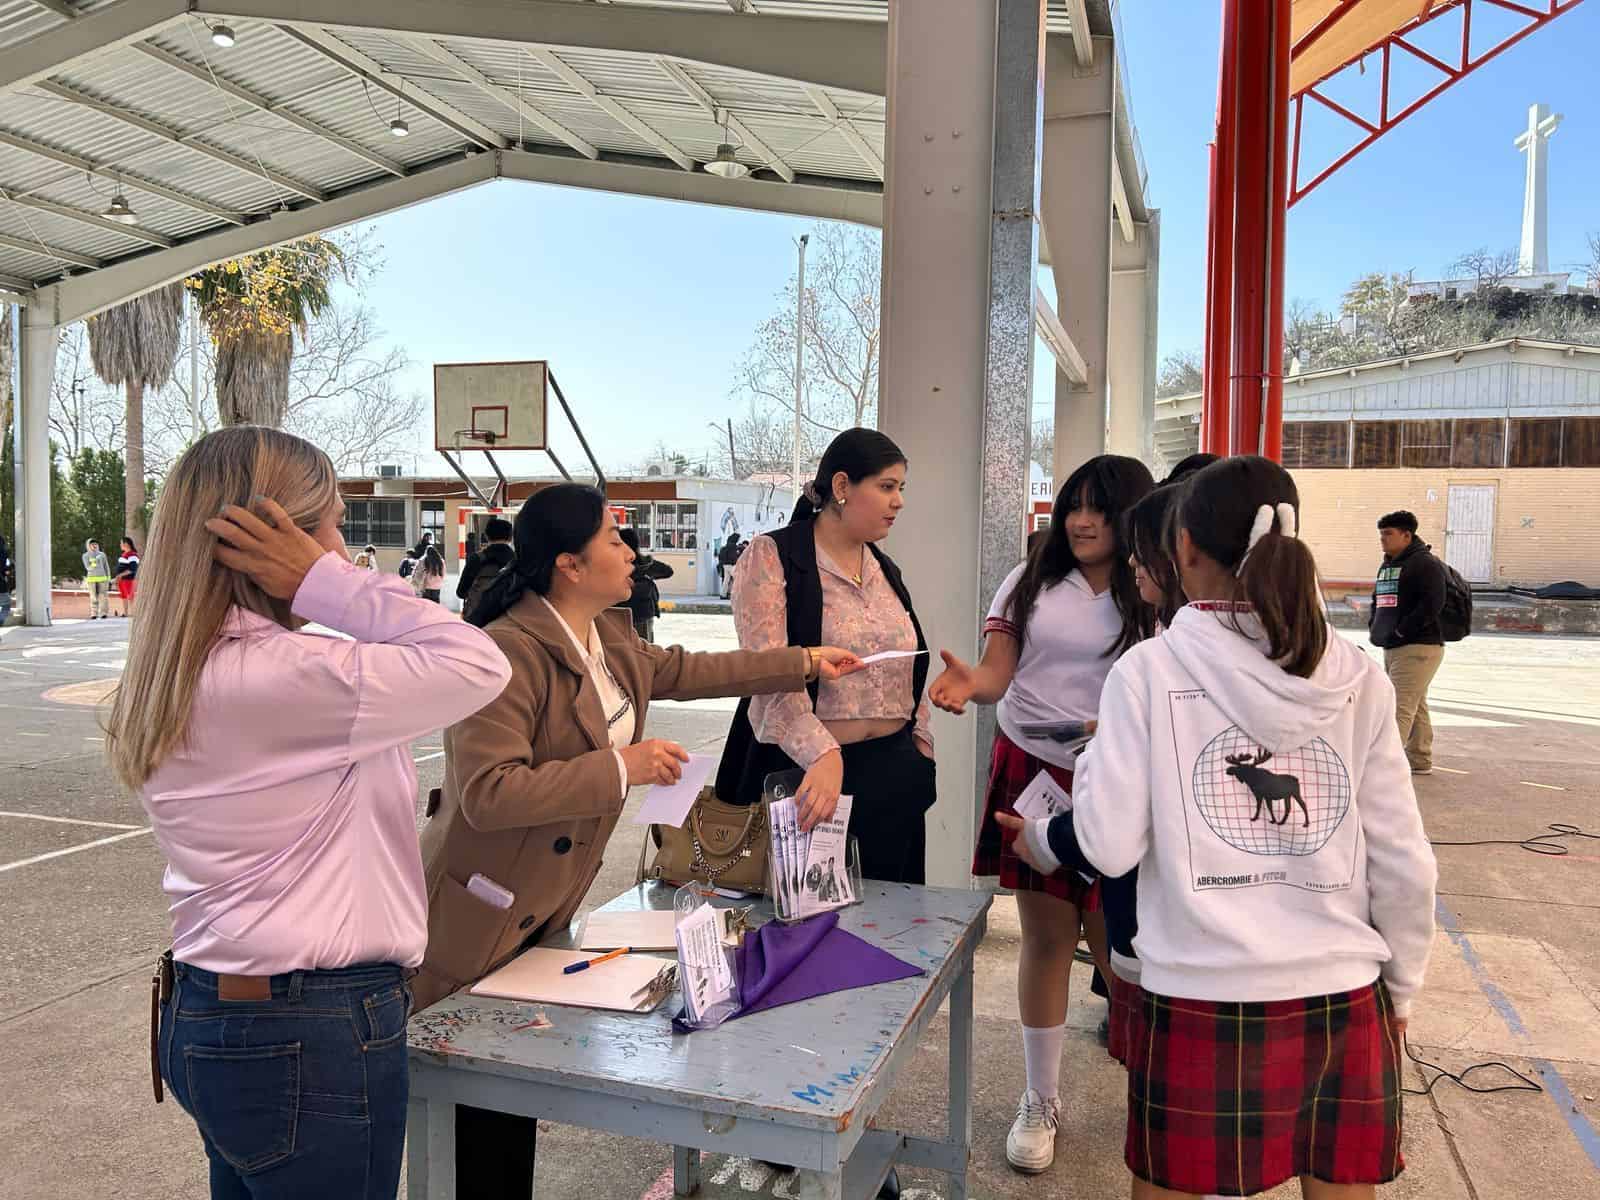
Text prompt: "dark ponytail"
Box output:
[[791, 427, 908, 523], [1124, 484, 1185, 628], [1006, 454, 1155, 655], [469, 483, 607, 627], [1176, 455, 1327, 678]]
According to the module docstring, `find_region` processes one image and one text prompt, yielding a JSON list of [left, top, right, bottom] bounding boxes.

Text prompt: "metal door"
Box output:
[[1445, 485, 1496, 583]]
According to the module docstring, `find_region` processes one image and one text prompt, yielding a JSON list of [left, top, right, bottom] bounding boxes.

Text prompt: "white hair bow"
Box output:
[[1236, 502, 1297, 576]]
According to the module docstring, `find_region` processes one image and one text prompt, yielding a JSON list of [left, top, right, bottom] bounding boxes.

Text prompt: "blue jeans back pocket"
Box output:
[[357, 982, 412, 1049], [184, 1042, 300, 1174]]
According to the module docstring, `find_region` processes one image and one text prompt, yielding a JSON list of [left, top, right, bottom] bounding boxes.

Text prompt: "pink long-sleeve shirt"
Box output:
[[142, 554, 511, 976]]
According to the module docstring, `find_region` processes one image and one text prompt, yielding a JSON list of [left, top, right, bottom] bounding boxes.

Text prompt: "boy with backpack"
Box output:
[[1370, 510, 1468, 776]]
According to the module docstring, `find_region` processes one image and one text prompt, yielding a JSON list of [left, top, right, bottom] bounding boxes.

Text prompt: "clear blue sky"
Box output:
[[354, 0, 1600, 473]]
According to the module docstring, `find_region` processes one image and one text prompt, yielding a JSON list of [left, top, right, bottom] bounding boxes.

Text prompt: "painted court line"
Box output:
[[1520, 781, 1566, 792], [413, 751, 445, 764], [0, 811, 141, 831], [1432, 766, 1469, 775], [1435, 901, 1600, 1171], [0, 828, 152, 875]]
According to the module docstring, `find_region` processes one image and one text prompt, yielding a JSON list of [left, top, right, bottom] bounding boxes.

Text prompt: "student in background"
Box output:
[[619, 526, 673, 641], [352, 550, 374, 572], [1003, 456, 1436, 1200], [415, 545, 446, 603], [1369, 510, 1448, 775], [929, 454, 1155, 1174], [114, 536, 140, 616], [458, 516, 516, 622], [83, 539, 113, 619], [363, 543, 379, 572]]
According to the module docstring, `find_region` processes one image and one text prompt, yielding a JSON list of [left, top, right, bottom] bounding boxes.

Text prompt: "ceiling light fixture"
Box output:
[[102, 192, 139, 224], [704, 110, 749, 180], [390, 87, 409, 138], [209, 24, 236, 49]]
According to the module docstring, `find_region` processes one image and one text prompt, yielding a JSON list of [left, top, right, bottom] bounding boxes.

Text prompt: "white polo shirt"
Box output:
[[984, 563, 1123, 769]]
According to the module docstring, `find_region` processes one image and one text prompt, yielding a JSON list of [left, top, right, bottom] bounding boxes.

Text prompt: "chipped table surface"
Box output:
[[407, 881, 990, 1132]]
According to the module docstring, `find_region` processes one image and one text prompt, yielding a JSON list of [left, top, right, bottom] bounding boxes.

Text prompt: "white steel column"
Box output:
[[18, 304, 58, 626], [1107, 209, 1159, 464], [879, 0, 998, 887], [1043, 36, 1116, 479]]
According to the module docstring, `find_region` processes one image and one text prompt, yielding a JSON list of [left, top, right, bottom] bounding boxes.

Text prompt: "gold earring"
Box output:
[[837, 495, 847, 507]]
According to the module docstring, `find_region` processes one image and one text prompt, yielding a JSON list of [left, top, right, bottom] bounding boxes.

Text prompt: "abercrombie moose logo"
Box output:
[[1223, 748, 1308, 827], [1192, 726, 1351, 857]]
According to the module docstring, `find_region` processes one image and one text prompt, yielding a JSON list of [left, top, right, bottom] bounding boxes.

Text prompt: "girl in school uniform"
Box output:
[[929, 453, 1155, 1174], [1003, 455, 1437, 1199]]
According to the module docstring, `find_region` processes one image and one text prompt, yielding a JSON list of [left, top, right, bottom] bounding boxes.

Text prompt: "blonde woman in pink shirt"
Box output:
[[106, 426, 510, 1200]]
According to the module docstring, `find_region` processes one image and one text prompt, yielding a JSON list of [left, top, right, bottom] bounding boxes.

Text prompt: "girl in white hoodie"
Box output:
[[1003, 456, 1436, 1200]]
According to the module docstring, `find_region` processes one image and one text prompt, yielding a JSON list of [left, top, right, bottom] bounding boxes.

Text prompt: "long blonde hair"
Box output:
[[105, 426, 338, 791]]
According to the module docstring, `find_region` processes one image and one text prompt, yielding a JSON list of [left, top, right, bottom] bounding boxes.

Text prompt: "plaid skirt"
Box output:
[[1105, 966, 1141, 1067], [1124, 981, 1405, 1196], [973, 731, 1098, 909]]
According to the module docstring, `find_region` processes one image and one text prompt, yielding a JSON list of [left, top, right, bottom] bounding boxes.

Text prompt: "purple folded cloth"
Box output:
[[674, 912, 922, 1032]]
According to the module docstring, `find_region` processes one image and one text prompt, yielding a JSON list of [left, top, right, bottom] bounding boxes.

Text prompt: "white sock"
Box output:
[[1020, 1023, 1065, 1102]]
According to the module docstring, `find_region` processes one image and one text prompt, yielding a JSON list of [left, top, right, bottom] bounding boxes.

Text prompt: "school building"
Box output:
[[336, 473, 792, 597], [1153, 338, 1600, 590]]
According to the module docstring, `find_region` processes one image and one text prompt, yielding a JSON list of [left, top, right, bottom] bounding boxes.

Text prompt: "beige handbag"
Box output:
[[636, 786, 770, 895]]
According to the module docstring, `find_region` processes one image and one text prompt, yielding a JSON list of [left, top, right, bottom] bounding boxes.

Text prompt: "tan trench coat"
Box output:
[[414, 593, 807, 1008]]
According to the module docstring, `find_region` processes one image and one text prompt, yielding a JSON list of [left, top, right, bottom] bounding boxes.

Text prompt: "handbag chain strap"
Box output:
[[688, 805, 763, 883]]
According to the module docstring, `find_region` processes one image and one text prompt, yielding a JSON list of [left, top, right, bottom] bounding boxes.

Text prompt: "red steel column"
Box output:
[[1261, 0, 1292, 461], [1201, 0, 1238, 455], [1228, 0, 1270, 455]]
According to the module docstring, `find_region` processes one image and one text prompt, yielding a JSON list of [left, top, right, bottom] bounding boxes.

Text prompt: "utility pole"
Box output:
[[725, 417, 737, 479], [792, 233, 808, 510], [188, 289, 201, 444]]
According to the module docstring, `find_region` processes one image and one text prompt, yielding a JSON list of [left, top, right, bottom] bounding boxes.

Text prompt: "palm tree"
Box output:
[[189, 236, 343, 427], [86, 283, 185, 546]]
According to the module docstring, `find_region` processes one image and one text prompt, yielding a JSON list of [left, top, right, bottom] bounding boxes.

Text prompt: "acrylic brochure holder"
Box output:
[[673, 883, 742, 1030], [762, 768, 864, 925]]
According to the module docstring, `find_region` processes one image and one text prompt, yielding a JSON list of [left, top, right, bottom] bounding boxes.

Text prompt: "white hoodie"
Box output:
[[1036, 604, 1436, 1017]]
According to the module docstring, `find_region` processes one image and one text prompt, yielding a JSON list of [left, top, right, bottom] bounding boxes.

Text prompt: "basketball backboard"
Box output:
[[434, 361, 549, 451]]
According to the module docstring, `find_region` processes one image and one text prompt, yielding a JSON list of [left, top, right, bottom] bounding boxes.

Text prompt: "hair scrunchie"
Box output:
[[1235, 502, 1297, 577]]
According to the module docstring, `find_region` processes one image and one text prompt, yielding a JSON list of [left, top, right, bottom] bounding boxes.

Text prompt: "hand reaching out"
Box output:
[[929, 650, 978, 715]]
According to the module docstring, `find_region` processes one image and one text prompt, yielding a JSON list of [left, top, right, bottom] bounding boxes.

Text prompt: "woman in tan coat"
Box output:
[[417, 482, 861, 1198]]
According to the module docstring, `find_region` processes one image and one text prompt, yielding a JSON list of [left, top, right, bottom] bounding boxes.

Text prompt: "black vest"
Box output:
[[714, 521, 929, 805]]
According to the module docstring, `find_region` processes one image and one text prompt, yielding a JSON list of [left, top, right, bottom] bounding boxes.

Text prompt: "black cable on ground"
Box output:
[[1428, 823, 1598, 857], [1402, 1035, 1543, 1098]]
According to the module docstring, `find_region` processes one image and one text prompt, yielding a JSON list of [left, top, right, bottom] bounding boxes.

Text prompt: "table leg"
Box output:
[[946, 959, 975, 1200], [673, 1145, 702, 1196], [406, 1092, 458, 1200]]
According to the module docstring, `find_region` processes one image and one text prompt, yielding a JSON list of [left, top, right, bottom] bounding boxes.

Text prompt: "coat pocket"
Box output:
[[184, 1042, 300, 1175], [425, 872, 512, 992]]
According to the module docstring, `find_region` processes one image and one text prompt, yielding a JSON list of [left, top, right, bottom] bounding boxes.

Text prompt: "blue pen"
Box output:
[[563, 946, 631, 975]]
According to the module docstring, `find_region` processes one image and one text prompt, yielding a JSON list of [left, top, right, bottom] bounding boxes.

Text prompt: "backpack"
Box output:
[[1439, 562, 1473, 642], [397, 557, 415, 579]]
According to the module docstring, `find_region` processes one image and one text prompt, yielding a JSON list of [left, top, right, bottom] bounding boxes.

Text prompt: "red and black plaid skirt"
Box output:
[[1105, 964, 1142, 1067], [1124, 980, 1405, 1195], [973, 731, 1099, 909]]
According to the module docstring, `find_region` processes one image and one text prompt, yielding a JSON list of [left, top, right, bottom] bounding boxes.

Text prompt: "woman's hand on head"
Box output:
[[813, 646, 865, 681], [796, 748, 844, 832], [929, 650, 977, 715], [205, 498, 327, 601], [619, 738, 689, 787]]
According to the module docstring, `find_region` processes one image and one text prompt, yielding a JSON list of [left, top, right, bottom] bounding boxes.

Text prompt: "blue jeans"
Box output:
[[158, 962, 412, 1200]]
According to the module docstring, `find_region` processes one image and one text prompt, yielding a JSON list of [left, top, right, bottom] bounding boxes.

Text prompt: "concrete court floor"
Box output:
[[0, 612, 1596, 1200]]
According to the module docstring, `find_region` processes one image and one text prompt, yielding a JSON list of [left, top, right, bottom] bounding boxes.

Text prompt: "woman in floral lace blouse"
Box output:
[[721, 428, 936, 886]]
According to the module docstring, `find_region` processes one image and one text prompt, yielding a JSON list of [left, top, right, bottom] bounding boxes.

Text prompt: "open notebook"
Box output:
[[470, 948, 675, 1012]]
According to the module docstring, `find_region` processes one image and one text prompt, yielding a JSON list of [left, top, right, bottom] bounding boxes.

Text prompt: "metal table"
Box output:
[[405, 881, 991, 1200]]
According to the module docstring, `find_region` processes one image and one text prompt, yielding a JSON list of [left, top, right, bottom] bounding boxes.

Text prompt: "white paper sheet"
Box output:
[[676, 902, 735, 1019], [632, 753, 719, 828], [1011, 769, 1071, 821], [797, 795, 854, 916], [859, 649, 928, 665]]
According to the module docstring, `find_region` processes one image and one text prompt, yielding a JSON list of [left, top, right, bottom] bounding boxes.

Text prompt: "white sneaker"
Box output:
[[1005, 1088, 1060, 1173]]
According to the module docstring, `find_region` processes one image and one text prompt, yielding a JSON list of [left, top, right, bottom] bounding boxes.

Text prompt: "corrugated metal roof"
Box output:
[[0, 1, 1094, 294]]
